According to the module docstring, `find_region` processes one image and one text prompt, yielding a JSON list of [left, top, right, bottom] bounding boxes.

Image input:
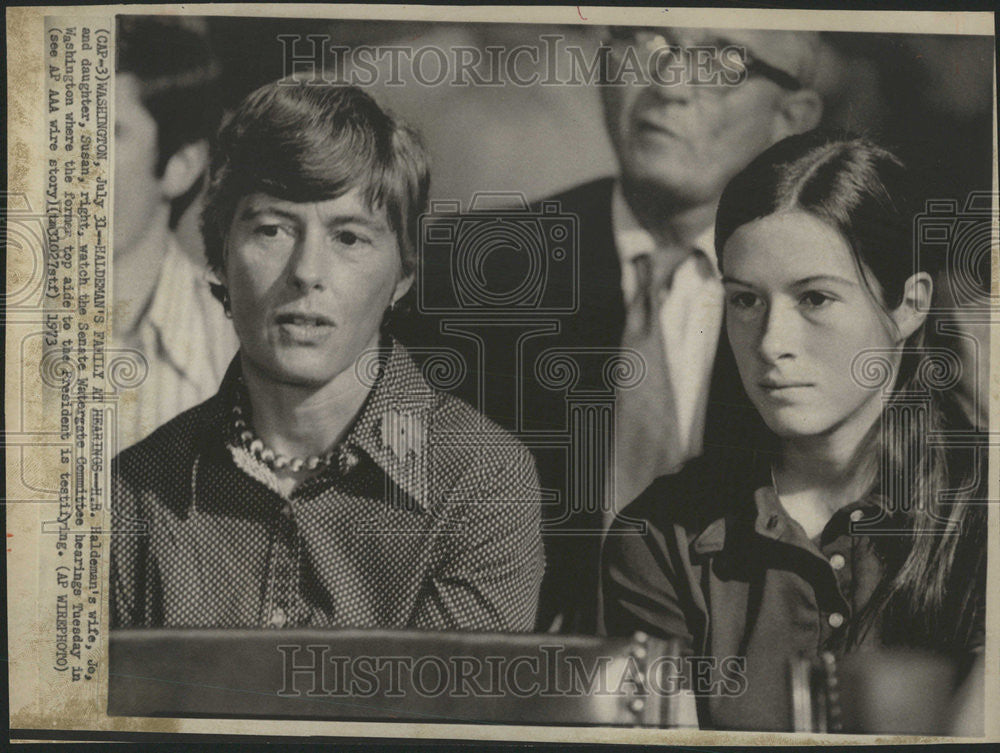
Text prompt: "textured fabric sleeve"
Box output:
[[600, 493, 697, 649], [109, 455, 145, 629], [411, 441, 544, 633]]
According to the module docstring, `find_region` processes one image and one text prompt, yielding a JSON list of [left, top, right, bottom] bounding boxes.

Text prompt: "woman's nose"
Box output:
[[288, 231, 327, 291], [758, 302, 797, 363]]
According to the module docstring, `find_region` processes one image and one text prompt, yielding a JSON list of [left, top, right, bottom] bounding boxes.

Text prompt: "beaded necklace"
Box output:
[[231, 377, 339, 473], [231, 403, 339, 472]]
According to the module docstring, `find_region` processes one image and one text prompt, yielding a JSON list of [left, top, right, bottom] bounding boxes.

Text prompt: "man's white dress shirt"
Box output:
[[611, 184, 725, 470], [114, 239, 238, 451]]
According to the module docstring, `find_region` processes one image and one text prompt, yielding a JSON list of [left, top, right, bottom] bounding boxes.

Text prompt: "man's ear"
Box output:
[[773, 89, 823, 141], [160, 140, 209, 200], [890, 272, 933, 342]]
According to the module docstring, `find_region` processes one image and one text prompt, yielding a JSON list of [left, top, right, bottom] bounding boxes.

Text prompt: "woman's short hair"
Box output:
[[201, 82, 430, 299]]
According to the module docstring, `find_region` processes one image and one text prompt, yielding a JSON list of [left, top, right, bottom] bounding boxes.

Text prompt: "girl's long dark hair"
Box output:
[[715, 131, 985, 654]]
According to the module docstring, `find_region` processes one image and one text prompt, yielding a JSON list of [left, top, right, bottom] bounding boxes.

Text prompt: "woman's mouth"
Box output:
[[757, 380, 814, 402], [274, 312, 335, 342]]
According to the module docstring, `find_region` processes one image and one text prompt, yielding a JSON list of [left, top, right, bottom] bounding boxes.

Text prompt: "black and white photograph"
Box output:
[[4, 3, 997, 744]]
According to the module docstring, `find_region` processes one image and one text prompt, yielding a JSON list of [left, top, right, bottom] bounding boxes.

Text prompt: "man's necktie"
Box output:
[[609, 251, 682, 527]]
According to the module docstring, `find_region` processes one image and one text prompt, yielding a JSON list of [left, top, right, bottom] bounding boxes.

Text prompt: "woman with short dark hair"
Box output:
[[602, 132, 986, 730], [111, 82, 544, 632]]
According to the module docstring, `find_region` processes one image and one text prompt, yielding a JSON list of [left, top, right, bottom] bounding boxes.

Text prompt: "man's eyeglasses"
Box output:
[[606, 27, 804, 92]]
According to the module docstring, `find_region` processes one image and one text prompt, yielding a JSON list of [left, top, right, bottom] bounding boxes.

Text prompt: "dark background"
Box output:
[[155, 17, 995, 256]]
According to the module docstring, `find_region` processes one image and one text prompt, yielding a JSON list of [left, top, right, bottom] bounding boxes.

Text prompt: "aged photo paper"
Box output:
[[5, 3, 998, 745]]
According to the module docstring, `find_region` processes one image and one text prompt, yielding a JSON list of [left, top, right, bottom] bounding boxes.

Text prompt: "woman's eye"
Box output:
[[799, 291, 833, 309], [728, 291, 761, 310], [336, 230, 367, 247], [255, 224, 288, 239]]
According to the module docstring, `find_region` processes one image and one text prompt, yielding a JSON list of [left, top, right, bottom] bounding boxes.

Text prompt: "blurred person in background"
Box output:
[[530, 27, 825, 633], [113, 16, 237, 450]]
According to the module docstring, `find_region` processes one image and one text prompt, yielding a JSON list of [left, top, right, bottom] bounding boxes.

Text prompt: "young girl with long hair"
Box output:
[[602, 132, 986, 731]]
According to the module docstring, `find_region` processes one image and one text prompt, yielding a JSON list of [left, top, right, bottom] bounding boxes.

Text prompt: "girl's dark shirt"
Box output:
[[601, 446, 986, 732]]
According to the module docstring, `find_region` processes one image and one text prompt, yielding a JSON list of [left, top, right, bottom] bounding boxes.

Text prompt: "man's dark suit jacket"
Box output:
[[398, 178, 759, 634]]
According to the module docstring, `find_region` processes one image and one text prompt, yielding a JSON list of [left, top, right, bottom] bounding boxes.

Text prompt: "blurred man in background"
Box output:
[[113, 16, 237, 450], [534, 28, 825, 632]]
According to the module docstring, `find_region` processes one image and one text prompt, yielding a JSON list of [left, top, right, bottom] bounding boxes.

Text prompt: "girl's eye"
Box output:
[[728, 291, 761, 310], [799, 291, 834, 309]]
